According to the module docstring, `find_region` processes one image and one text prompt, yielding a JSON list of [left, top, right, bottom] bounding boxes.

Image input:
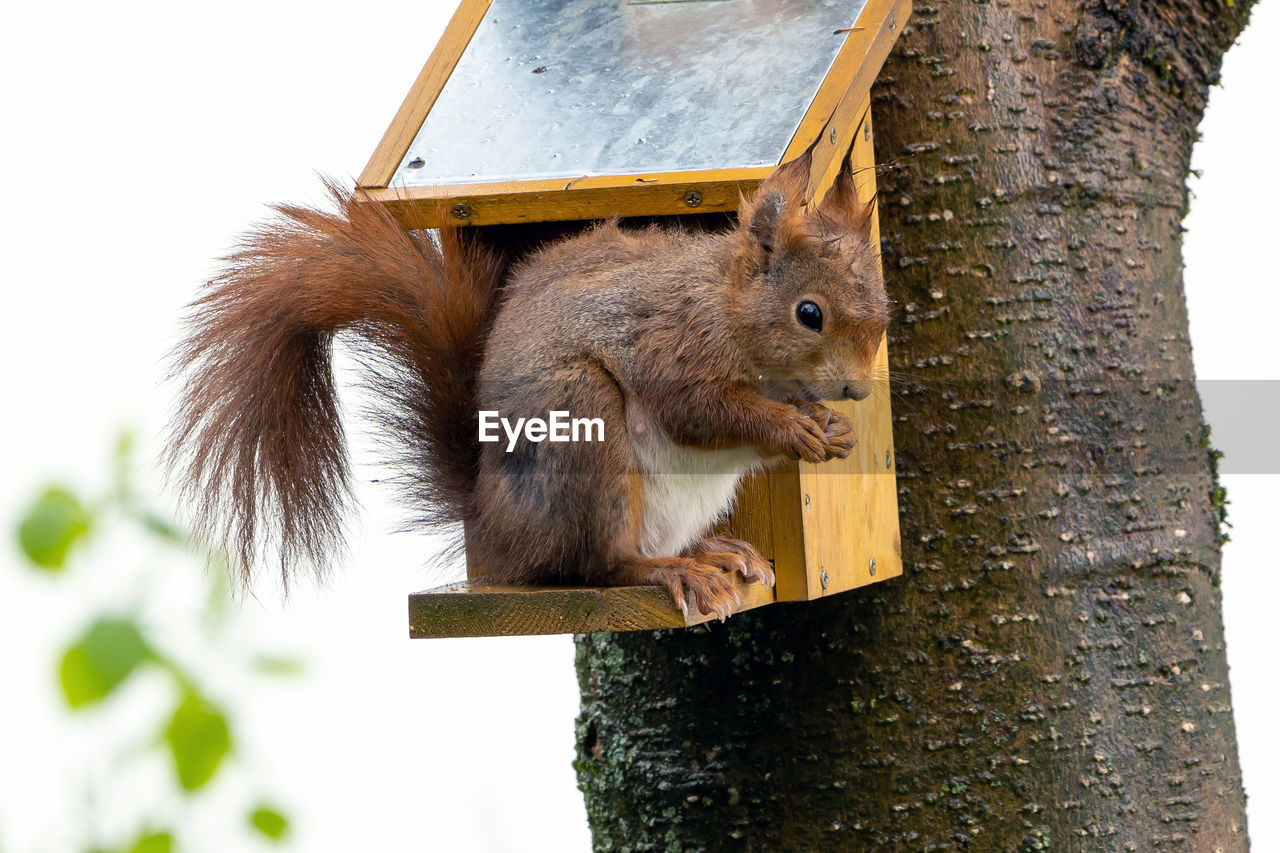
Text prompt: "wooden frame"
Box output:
[[356, 0, 912, 228], [409, 103, 901, 638], [384, 0, 911, 636]]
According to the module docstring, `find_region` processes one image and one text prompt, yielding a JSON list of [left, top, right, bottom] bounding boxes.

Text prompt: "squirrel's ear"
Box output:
[[749, 191, 788, 253], [816, 151, 875, 239], [743, 150, 812, 253]]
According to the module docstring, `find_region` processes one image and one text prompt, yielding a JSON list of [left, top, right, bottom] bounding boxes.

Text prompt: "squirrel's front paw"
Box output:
[[794, 401, 856, 460], [777, 406, 830, 463]]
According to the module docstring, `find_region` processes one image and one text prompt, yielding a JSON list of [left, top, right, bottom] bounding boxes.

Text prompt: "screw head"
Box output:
[[869, 557, 877, 576], [820, 569, 830, 590], [886, 450, 892, 469], [450, 203, 474, 220], [830, 126, 838, 145], [889, 14, 897, 31], [683, 190, 703, 208], [864, 122, 872, 142], [803, 493, 811, 510]]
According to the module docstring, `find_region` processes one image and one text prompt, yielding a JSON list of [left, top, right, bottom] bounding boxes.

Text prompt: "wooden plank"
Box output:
[[409, 577, 776, 638], [766, 464, 810, 602], [811, 94, 871, 207], [794, 105, 903, 599], [795, 0, 911, 202], [357, 0, 492, 189], [358, 166, 774, 228], [715, 471, 774, 562]]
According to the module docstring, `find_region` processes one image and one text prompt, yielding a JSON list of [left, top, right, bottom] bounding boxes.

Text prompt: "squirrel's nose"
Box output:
[[843, 381, 871, 401]]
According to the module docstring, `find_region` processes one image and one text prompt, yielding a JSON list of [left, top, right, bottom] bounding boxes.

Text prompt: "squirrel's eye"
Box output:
[[795, 300, 823, 333]]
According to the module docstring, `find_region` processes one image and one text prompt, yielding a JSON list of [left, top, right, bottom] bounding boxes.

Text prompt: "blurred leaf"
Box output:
[[139, 511, 184, 545], [16, 486, 91, 571], [112, 431, 136, 503], [252, 656, 305, 677], [248, 806, 290, 841], [125, 831, 173, 853], [60, 619, 149, 708], [201, 561, 233, 626], [165, 693, 231, 791]]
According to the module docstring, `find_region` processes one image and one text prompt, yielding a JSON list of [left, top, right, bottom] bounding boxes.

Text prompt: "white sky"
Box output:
[[0, 1, 1275, 850]]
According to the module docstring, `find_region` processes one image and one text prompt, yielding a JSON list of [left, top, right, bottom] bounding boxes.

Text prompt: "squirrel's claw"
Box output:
[[646, 557, 741, 620], [699, 535, 775, 588]]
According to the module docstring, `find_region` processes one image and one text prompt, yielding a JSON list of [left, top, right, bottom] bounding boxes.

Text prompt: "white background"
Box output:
[[0, 1, 1274, 850]]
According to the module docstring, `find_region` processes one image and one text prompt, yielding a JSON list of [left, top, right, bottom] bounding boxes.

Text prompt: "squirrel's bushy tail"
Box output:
[[167, 180, 503, 589]]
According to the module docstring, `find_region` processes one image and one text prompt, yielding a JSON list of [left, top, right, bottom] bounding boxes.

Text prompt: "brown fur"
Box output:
[[169, 152, 890, 613], [167, 180, 503, 588]]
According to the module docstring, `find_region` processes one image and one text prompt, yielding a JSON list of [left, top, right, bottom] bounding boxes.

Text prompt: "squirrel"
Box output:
[[167, 150, 889, 618]]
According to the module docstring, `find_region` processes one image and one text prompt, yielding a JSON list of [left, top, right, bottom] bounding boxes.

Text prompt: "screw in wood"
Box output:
[[830, 126, 838, 145], [451, 203, 474, 220], [803, 493, 811, 510], [886, 450, 892, 469], [820, 569, 829, 590], [869, 557, 877, 576], [684, 190, 703, 208], [864, 122, 872, 142]]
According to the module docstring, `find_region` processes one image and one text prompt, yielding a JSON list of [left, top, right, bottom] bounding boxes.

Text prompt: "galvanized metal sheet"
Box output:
[[391, 0, 868, 188]]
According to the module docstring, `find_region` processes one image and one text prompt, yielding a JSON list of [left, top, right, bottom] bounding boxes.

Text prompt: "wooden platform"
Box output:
[[408, 576, 776, 638]]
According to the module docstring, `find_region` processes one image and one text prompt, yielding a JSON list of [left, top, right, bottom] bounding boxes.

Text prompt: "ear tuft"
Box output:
[[763, 149, 813, 205], [817, 150, 876, 239], [749, 191, 787, 253]]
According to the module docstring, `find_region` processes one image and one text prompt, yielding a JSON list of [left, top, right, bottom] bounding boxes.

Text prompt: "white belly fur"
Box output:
[[627, 403, 763, 558]]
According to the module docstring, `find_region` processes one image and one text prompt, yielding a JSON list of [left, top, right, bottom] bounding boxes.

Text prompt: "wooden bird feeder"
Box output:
[[356, 0, 911, 637]]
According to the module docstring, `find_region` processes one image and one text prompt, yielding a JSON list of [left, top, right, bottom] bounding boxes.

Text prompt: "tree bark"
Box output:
[[574, 1, 1255, 849]]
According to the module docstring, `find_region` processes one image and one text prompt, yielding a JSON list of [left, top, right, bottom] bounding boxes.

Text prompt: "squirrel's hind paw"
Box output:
[[632, 557, 742, 621], [696, 535, 775, 588]]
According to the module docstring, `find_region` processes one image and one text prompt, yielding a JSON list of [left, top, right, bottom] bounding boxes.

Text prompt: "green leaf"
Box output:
[[248, 806, 290, 841], [125, 832, 173, 853], [165, 693, 231, 791], [16, 486, 91, 571], [59, 619, 149, 708], [252, 656, 305, 677]]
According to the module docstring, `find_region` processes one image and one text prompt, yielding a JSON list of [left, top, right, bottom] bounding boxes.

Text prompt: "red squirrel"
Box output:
[[168, 151, 889, 618]]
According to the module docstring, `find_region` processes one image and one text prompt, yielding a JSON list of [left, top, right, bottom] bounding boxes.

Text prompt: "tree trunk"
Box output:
[[574, 1, 1255, 849]]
